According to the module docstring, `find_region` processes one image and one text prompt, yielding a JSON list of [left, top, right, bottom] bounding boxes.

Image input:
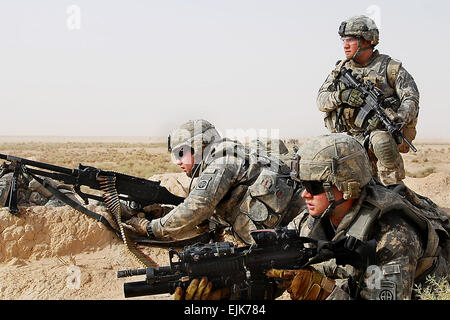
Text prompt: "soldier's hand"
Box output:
[[266, 268, 335, 300], [173, 277, 230, 300], [340, 88, 364, 107], [142, 203, 175, 219], [123, 215, 151, 236], [384, 108, 404, 123]]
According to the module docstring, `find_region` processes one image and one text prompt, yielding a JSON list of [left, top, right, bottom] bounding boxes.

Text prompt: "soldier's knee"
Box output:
[[370, 131, 400, 169]]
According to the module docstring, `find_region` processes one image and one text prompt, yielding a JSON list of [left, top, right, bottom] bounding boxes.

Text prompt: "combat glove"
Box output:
[[173, 277, 230, 300], [340, 88, 364, 107], [123, 215, 152, 236], [142, 203, 175, 219], [266, 267, 335, 300], [384, 107, 405, 123]]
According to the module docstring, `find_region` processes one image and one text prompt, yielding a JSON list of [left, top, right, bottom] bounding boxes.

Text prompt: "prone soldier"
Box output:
[[124, 119, 305, 244]]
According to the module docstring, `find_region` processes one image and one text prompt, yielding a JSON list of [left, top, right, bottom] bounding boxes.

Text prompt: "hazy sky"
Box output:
[[1, 0, 449, 139]]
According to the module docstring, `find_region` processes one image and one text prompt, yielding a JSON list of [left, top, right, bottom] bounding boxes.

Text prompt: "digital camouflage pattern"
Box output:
[[288, 184, 449, 300], [317, 49, 420, 184], [293, 133, 372, 199], [151, 138, 305, 244], [338, 15, 379, 46], [287, 134, 449, 299]]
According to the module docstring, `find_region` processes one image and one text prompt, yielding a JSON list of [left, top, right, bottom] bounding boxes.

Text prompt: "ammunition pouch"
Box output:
[[239, 169, 294, 228]]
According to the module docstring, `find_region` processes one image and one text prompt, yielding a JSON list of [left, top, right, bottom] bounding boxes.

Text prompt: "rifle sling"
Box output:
[[30, 174, 121, 236]]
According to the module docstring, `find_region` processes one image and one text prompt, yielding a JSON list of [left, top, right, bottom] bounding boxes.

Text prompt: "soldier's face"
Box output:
[[301, 185, 345, 217], [301, 188, 331, 217], [342, 36, 372, 60], [342, 36, 359, 58], [175, 148, 195, 174]]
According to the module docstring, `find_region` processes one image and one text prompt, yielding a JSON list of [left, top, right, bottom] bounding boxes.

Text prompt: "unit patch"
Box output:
[[196, 177, 212, 190]]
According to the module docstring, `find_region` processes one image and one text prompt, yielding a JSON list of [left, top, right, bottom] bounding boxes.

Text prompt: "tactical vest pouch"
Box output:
[[239, 169, 294, 227]]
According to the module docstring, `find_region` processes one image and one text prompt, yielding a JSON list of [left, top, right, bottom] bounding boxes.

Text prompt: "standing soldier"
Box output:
[[317, 15, 420, 185], [125, 119, 305, 245]]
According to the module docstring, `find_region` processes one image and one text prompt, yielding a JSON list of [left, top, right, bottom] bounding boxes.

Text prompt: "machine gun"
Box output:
[[0, 153, 184, 214], [336, 67, 417, 152], [117, 227, 376, 299]]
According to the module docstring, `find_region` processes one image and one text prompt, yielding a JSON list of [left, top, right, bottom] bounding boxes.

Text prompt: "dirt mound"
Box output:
[[0, 206, 118, 263], [404, 172, 450, 210], [150, 172, 196, 197], [0, 205, 171, 299]]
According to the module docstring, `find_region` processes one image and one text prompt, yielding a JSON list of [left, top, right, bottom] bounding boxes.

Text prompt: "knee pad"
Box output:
[[370, 131, 400, 169]]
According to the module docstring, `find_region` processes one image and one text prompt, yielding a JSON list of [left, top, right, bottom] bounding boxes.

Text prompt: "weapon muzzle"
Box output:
[[117, 268, 147, 278]]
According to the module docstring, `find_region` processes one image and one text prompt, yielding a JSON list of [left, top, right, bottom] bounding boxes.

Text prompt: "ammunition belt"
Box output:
[[98, 175, 158, 268]]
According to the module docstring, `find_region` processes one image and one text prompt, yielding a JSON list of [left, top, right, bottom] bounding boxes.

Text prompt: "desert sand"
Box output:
[[0, 137, 448, 300]]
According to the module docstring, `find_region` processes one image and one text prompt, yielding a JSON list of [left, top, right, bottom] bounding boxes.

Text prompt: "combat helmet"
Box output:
[[168, 119, 221, 175], [338, 15, 379, 61], [291, 133, 373, 218], [338, 15, 379, 46]]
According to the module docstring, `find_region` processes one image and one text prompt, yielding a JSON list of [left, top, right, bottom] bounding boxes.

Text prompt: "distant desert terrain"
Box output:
[[0, 136, 448, 300]]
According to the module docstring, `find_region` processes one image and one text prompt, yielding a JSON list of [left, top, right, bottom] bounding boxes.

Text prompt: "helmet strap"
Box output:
[[351, 37, 373, 61], [311, 181, 346, 221]]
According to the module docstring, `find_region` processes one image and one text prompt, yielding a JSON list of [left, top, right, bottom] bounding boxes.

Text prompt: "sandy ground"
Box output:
[[0, 138, 448, 300]]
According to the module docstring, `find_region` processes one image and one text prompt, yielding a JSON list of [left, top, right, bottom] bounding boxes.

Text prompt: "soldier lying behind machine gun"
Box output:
[[0, 153, 215, 248]]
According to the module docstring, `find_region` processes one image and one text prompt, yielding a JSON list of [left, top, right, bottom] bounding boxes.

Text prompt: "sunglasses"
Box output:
[[302, 181, 325, 196], [172, 146, 193, 160]]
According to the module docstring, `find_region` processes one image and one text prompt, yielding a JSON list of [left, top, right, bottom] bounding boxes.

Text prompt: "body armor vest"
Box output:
[[328, 52, 402, 134], [345, 183, 449, 280]]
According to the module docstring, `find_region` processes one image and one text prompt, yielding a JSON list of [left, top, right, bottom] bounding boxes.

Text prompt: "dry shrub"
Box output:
[[414, 275, 450, 300]]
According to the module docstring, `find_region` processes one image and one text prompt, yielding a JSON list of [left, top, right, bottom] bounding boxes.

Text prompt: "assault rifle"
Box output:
[[0, 153, 184, 214], [117, 227, 376, 299], [336, 67, 417, 152]]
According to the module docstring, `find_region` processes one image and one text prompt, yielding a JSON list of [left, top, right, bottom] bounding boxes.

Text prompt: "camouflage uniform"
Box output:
[[287, 134, 449, 300], [289, 184, 449, 300], [147, 120, 305, 244], [317, 16, 420, 185]]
